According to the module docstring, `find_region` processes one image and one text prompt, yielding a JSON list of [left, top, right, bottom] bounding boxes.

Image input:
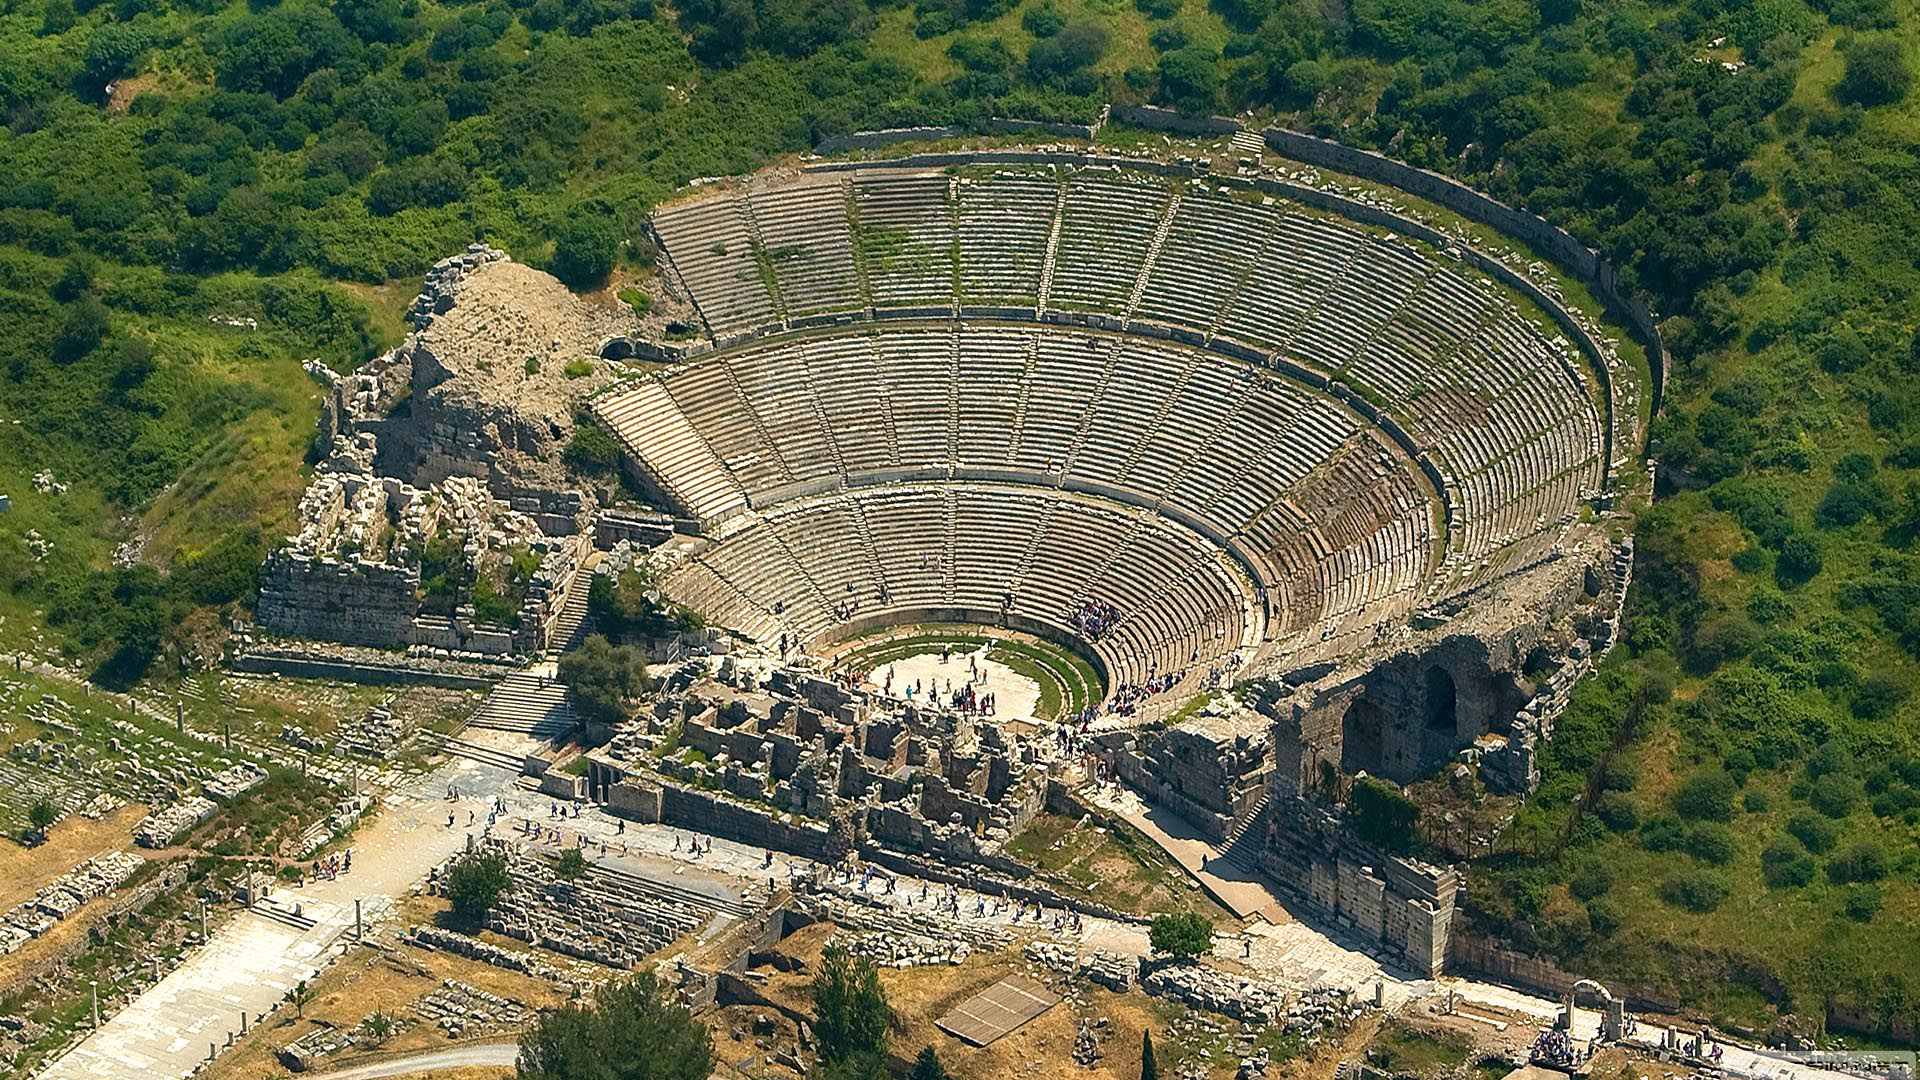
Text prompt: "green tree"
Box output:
[[1156, 46, 1222, 114], [811, 945, 891, 1076], [910, 1046, 951, 1080], [556, 634, 652, 726], [24, 798, 57, 843], [1141, 1029, 1157, 1080], [1148, 912, 1212, 960], [550, 214, 621, 290], [554, 848, 590, 881], [1839, 39, 1912, 107], [445, 852, 513, 924], [518, 971, 714, 1080]]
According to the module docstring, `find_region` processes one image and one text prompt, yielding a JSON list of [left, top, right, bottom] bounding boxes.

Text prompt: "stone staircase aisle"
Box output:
[[466, 669, 574, 739], [544, 553, 601, 659], [1215, 794, 1271, 875]]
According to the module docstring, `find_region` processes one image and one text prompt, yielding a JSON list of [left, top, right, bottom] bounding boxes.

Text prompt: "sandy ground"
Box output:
[[862, 646, 1041, 721], [0, 802, 148, 910]]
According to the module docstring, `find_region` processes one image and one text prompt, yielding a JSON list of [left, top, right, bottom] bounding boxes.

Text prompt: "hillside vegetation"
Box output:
[[1, 0, 1918, 1038]]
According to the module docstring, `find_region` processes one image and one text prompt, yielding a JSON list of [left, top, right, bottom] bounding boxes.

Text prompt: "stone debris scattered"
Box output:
[[203, 761, 269, 800], [840, 928, 971, 968], [1025, 941, 1133, 991], [432, 841, 714, 971], [1141, 963, 1286, 1025], [400, 924, 585, 989], [411, 979, 531, 1038], [0, 850, 144, 954], [134, 796, 217, 848]]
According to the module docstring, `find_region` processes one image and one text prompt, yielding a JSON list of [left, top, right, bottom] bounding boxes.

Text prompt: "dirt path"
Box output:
[[307, 1043, 518, 1080]]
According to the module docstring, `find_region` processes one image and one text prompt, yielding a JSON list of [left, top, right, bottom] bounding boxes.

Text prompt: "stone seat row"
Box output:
[[663, 483, 1259, 684], [646, 168, 1602, 556]]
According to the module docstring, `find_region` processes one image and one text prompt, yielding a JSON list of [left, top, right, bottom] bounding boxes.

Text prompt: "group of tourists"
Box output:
[[1068, 598, 1122, 641]]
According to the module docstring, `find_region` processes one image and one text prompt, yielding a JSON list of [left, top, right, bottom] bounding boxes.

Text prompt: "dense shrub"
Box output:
[[1672, 768, 1738, 821], [1838, 38, 1912, 106], [1826, 840, 1890, 883], [1569, 858, 1614, 900], [1761, 836, 1816, 887], [1660, 870, 1731, 913], [1786, 809, 1840, 852], [1594, 791, 1639, 832], [549, 213, 621, 290], [1809, 772, 1864, 818], [1843, 885, 1883, 921], [1640, 815, 1688, 852], [1685, 823, 1737, 865]]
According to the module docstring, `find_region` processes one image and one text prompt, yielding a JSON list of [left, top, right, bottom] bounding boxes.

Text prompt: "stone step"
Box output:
[[249, 902, 318, 933], [433, 735, 526, 773], [588, 862, 758, 919]]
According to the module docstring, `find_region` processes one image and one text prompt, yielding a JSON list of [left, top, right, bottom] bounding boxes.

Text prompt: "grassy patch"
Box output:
[[1006, 809, 1222, 917]]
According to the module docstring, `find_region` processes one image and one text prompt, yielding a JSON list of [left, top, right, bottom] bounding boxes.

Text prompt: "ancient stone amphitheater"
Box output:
[[594, 152, 1638, 718]]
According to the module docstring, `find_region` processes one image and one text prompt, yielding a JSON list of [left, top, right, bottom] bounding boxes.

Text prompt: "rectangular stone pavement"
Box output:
[[37, 912, 329, 1080], [35, 759, 512, 1080]]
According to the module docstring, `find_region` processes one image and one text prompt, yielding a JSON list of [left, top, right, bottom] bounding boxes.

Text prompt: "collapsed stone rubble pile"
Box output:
[[332, 705, 413, 759], [0, 1015, 52, 1072], [134, 797, 217, 848], [411, 979, 531, 1038], [1024, 941, 1134, 991], [432, 841, 710, 970], [840, 929, 970, 968], [1141, 963, 1286, 1025], [0, 850, 144, 954], [203, 762, 269, 799], [277, 1024, 357, 1072], [400, 925, 586, 990], [1072, 1015, 1111, 1068]]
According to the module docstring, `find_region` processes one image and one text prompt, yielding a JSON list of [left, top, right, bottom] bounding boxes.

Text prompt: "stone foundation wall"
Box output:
[[256, 552, 421, 647], [1259, 800, 1456, 976]]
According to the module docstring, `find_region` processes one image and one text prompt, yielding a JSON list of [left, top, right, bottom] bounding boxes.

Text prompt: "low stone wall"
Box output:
[[1449, 929, 1678, 1014], [230, 651, 498, 689], [1109, 103, 1239, 136], [814, 125, 968, 155]]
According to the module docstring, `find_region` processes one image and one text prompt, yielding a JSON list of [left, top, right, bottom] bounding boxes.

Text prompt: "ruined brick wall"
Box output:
[[256, 551, 421, 647]]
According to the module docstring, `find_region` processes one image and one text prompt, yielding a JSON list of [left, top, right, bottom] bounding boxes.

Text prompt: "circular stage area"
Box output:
[[825, 626, 1103, 723]]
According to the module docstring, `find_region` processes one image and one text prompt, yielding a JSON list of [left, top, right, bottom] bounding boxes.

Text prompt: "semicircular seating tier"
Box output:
[[596, 161, 1612, 685]]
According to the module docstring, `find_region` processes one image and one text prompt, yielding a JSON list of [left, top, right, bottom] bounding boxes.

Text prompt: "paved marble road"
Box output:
[[36, 759, 514, 1080]]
